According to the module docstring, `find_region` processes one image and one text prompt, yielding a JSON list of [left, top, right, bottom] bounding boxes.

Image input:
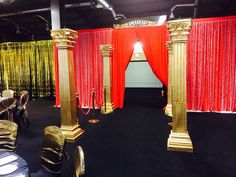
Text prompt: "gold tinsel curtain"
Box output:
[[0, 40, 54, 97]]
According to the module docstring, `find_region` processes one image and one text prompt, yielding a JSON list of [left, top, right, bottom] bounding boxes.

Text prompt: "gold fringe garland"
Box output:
[[0, 40, 55, 97]]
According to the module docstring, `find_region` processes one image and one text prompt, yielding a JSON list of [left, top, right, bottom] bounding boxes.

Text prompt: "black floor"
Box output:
[[16, 88, 236, 177]]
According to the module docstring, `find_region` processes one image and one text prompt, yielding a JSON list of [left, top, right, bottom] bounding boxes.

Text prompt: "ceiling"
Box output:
[[0, 0, 235, 42]]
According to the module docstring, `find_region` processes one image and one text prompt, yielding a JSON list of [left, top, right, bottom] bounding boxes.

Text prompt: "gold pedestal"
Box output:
[[61, 125, 84, 143], [167, 131, 193, 152], [165, 104, 173, 117], [101, 103, 114, 114]]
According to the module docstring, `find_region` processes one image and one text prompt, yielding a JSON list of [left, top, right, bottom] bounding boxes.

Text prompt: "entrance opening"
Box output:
[[124, 41, 166, 108]]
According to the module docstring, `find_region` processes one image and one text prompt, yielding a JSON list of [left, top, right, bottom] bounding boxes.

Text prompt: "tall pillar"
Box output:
[[167, 19, 193, 152], [100, 44, 114, 114], [51, 28, 84, 142], [165, 41, 173, 117]]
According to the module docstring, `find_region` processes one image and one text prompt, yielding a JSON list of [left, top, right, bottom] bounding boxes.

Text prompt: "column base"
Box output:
[[61, 124, 84, 143], [101, 103, 114, 114], [167, 130, 193, 153], [165, 104, 173, 117]]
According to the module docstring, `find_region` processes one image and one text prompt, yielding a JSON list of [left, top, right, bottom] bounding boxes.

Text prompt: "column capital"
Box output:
[[100, 44, 112, 57], [167, 19, 192, 42], [51, 28, 78, 49], [166, 41, 173, 53]]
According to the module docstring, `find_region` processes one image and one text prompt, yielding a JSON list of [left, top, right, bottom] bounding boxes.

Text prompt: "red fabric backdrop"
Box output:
[[54, 28, 112, 108], [74, 28, 112, 108], [187, 16, 236, 112], [112, 26, 169, 108]]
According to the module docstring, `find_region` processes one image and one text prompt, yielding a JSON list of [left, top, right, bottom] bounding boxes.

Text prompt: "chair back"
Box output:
[[74, 146, 85, 177], [0, 97, 17, 121], [0, 120, 18, 152], [19, 90, 29, 110], [2, 89, 15, 98], [41, 126, 66, 174]]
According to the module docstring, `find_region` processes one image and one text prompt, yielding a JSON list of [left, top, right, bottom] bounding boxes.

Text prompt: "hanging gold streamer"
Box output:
[[0, 40, 55, 98]]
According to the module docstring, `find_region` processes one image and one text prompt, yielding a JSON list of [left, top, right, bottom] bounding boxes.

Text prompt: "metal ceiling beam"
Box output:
[[0, 2, 93, 18], [0, 18, 34, 35]]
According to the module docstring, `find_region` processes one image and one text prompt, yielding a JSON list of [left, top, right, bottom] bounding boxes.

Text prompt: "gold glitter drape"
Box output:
[[0, 40, 54, 97]]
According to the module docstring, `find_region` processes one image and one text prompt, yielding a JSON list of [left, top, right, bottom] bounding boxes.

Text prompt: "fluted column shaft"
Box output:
[[51, 28, 84, 142], [165, 41, 173, 117], [100, 44, 114, 114], [167, 19, 193, 152]]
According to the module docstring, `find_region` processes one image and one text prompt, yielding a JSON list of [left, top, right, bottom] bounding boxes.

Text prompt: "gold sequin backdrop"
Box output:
[[0, 40, 55, 97]]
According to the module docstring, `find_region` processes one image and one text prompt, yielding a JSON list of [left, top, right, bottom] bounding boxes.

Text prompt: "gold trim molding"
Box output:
[[114, 17, 158, 28]]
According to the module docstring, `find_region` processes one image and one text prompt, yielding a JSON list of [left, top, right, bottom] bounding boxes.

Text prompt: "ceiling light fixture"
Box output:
[[45, 23, 50, 31], [157, 15, 167, 25], [169, 12, 175, 20], [16, 25, 20, 34], [97, 0, 109, 8]]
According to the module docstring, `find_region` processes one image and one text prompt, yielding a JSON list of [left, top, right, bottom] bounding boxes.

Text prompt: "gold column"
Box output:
[[51, 29, 84, 142], [165, 41, 173, 117], [100, 44, 114, 114], [167, 19, 193, 152]]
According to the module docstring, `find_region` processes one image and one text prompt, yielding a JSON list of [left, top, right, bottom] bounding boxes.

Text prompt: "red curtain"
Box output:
[[112, 26, 169, 108], [136, 25, 169, 86], [187, 16, 236, 112], [74, 28, 112, 108], [112, 28, 137, 108]]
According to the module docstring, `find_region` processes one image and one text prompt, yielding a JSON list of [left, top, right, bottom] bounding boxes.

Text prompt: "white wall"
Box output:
[[125, 61, 163, 88]]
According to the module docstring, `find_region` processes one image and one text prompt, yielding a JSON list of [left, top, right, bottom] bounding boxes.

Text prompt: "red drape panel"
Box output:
[[112, 28, 138, 108], [187, 16, 236, 112], [136, 25, 169, 86], [53, 43, 60, 107], [74, 28, 112, 108]]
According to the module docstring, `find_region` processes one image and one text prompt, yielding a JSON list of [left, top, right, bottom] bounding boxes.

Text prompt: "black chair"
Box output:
[[16, 90, 29, 129], [31, 126, 66, 177]]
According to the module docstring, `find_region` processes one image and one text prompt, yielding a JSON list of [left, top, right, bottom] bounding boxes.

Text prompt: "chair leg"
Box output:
[[8, 111, 14, 122]]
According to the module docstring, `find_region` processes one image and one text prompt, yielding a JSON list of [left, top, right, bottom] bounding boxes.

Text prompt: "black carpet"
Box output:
[[16, 88, 236, 177]]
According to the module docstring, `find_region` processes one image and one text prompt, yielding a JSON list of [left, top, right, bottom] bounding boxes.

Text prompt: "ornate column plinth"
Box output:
[[165, 41, 173, 117], [167, 19, 193, 152], [100, 44, 114, 114], [51, 29, 84, 142]]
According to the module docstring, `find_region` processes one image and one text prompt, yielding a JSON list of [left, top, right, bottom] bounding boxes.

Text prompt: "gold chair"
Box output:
[[2, 89, 15, 98], [74, 146, 85, 177], [0, 97, 17, 121], [0, 120, 18, 152], [41, 126, 66, 174]]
